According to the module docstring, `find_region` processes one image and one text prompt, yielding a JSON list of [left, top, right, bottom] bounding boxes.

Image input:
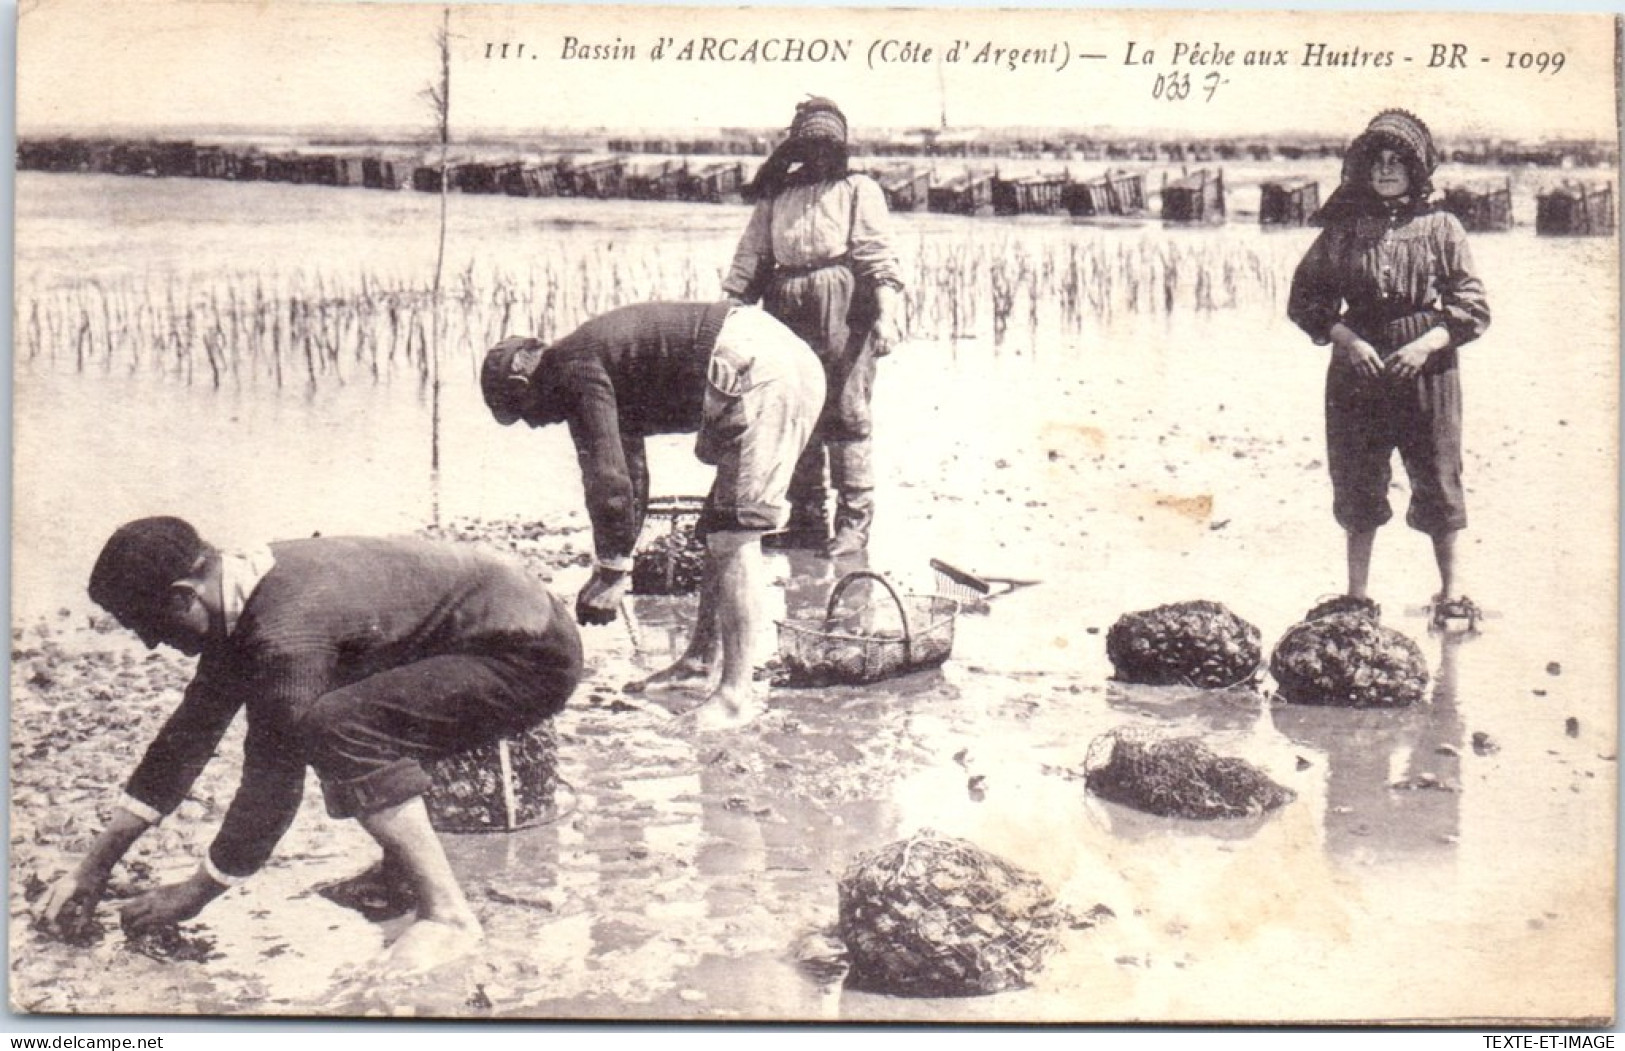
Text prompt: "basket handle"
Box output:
[[825, 570, 914, 665]]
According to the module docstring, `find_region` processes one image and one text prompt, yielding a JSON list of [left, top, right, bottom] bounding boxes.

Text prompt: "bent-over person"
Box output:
[[481, 301, 824, 730], [38, 518, 582, 973]]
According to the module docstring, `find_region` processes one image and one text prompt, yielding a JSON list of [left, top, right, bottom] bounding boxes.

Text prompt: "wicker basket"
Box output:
[[631, 495, 706, 596], [776, 571, 958, 686], [424, 721, 559, 833]]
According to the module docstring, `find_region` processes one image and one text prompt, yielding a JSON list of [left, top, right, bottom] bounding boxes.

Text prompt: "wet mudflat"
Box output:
[[9, 173, 1617, 1022], [10, 557, 1613, 1021]]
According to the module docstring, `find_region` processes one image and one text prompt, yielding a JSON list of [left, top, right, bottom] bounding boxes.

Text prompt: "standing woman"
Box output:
[[723, 97, 905, 558], [1287, 109, 1491, 623]]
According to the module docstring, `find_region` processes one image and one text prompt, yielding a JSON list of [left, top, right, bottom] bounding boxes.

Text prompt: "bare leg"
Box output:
[[356, 796, 481, 973], [633, 551, 721, 690], [688, 531, 768, 731], [1346, 528, 1377, 599], [1432, 529, 1459, 601]]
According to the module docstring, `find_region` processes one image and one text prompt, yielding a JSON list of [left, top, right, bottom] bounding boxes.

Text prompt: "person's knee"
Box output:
[[323, 760, 433, 821], [824, 401, 872, 442], [1334, 492, 1392, 534], [292, 693, 348, 750], [1407, 501, 1467, 536], [706, 530, 765, 558], [703, 497, 782, 535], [292, 691, 392, 781]]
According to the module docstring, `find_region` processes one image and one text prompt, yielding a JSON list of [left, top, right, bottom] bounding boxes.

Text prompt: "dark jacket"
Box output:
[[125, 537, 577, 877]]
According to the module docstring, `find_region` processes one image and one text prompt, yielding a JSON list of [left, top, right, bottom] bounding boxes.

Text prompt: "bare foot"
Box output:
[[627, 655, 711, 693], [686, 685, 766, 732], [382, 916, 483, 976]]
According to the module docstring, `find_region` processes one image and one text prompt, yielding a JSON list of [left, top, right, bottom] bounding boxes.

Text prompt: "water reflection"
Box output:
[[623, 593, 699, 674], [1270, 633, 1467, 863], [779, 548, 874, 622], [1103, 680, 1270, 737]]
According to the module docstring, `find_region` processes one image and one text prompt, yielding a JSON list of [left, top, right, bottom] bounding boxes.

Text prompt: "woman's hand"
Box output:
[[1330, 323, 1382, 381], [1385, 344, 1433, 380], [1385, 327, 1450, 381], [871, 285, 904, 357]]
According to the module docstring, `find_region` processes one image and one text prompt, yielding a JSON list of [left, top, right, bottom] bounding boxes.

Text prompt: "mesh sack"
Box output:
[[1303, 595, 1382, 623], [1105, 600, 1262, 688], [1083, 726, 1295, 819], [631, 522, 706, 596], [837, 830, 1061, 997], [424, 720, 559, 833], [1269, 611, 1429, 708]]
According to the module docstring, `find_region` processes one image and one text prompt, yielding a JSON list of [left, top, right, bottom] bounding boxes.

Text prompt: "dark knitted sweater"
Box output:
[[521, 301, 732, 564], [123, 537, 573, 878]]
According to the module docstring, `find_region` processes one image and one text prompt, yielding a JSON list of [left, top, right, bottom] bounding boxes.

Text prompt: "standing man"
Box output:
[[38, 518, 582, 974], [481, 301, 824, 730]]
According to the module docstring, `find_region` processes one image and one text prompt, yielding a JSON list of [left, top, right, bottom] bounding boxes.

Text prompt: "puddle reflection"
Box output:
[[1270, 633, 1467, 863]]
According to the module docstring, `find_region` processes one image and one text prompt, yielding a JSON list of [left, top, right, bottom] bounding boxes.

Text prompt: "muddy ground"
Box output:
[[11, 308, 1618, 1021], [8, 200, 1618, 1022]]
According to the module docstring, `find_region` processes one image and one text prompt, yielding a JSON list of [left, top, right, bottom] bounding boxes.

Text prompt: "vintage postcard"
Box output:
[[9, 0, 1619, 1025]]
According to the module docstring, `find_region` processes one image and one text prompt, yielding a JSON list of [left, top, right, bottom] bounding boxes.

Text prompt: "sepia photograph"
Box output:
[[7, 0, 1620, 1025]]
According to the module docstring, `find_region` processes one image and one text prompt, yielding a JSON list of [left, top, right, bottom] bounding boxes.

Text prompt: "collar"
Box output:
[[220, 544, 276, 637]]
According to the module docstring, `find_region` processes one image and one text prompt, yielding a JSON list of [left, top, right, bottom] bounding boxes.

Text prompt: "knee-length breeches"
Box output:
[[296, 603, 583, 818], [1324, 360, 1466, 536]]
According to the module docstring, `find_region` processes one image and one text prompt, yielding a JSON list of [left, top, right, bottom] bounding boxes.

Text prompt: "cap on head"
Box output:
[[481, 336, 545, 426], [789, 97, 848, 145], [88, 516, 204, 626]]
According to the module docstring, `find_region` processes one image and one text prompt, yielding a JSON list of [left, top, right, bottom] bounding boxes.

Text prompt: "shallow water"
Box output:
[[8, 172, 1617, 1022]]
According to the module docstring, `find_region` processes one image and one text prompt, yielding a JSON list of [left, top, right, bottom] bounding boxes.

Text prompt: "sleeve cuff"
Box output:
[[597, 555, 634, 573], [119, 793, 165, 825], [1442, 316, 1476, 348], [201, 854, 249, 887]]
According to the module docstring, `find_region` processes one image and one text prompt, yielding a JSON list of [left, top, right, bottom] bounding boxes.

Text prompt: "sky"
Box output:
[[13, 0, 1622, 142]]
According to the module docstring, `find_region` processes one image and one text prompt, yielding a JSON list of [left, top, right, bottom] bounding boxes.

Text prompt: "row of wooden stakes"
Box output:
[[16, 136, 1615, 234], [894, 167, 1614, 235]]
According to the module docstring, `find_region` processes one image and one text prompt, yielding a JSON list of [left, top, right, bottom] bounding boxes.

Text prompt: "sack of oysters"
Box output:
[[631, 523, 706, 596], [1083, 725, 1295, 820], [1105, 600, 1262, 688], [837, 831, 1062, 997], [1269, 599, 1428, 708]]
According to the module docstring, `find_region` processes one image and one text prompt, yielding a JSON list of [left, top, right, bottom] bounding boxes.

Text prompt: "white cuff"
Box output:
[[119, 794, 164, 825], [597, 556, 634, 573], [200, 855, 247, 887]]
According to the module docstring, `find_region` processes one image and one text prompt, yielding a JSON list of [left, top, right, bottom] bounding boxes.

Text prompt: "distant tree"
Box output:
[[424, 7, 451, 526]]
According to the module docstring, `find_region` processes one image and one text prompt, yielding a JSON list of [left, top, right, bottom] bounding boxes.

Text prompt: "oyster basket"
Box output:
[[776, 570, 958, 686], [631, 495, 706, 596], [424, 720, 559, 833]]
